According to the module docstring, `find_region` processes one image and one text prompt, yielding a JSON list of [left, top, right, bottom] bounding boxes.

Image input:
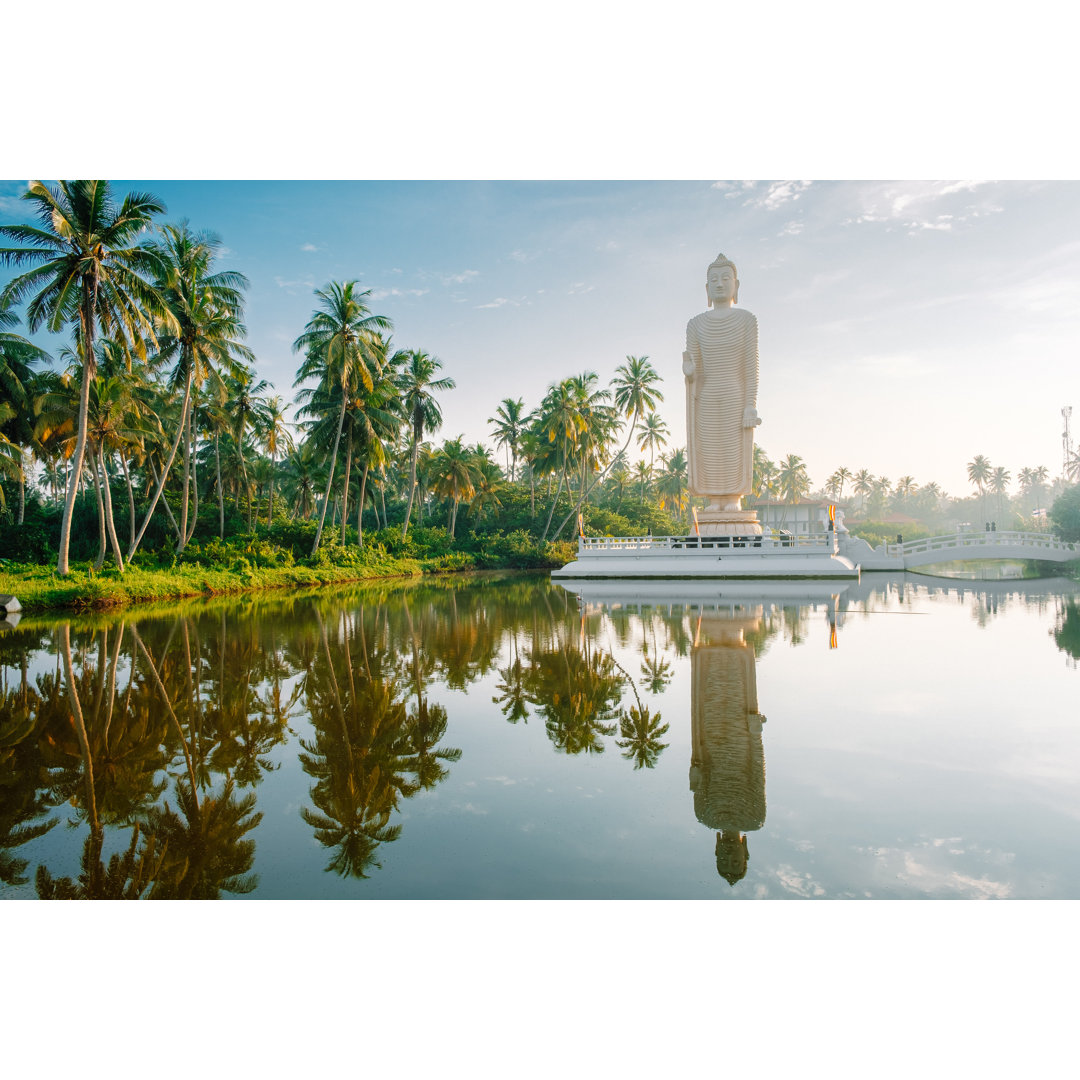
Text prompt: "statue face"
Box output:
[[707, 264, 737, 306]]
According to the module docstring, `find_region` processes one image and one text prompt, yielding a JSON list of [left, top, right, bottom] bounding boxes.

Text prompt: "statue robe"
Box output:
[[684, 307, 759, 498]]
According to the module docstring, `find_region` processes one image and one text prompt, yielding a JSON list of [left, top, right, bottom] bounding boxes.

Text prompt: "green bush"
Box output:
[[1050, 485, 1080, 544]]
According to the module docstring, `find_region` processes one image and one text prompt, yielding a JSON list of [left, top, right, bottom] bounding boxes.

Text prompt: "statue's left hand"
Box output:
[[743, 406, 762, 428]]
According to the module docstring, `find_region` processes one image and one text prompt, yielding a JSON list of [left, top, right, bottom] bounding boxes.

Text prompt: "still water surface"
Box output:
[[2, 571, 1079, 899]]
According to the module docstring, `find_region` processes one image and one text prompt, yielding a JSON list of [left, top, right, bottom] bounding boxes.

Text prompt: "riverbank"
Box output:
[[0, 541, 575, 613]]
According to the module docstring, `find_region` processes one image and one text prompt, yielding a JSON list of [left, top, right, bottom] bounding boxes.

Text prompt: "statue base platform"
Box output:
[[695, 510, 762, 537], [552, 532, 859, 580]]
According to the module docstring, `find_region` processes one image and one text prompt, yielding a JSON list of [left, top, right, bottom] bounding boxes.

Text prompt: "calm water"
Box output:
[[2, 570, 1079, 899]]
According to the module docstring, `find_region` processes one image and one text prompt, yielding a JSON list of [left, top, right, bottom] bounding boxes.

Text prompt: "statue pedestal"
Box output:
[[695, 508, 762, 537]]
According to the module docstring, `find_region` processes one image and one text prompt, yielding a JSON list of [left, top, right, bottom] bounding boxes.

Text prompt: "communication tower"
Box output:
[[1064, 406, 1074, 479]]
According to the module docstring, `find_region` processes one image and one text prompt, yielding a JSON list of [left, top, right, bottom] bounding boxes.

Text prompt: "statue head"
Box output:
[[706, 253, 739, 308], [715, 829, 749, 885]]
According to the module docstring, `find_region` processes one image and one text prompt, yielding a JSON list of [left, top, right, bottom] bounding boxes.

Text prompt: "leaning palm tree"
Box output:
[[0, 180, 172, 574], [293, 282, 392, 555], [398, 349, 455, 540], [132, 222, 252, 557]]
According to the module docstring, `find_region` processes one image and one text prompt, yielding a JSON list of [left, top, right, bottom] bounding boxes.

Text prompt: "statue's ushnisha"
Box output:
[[682, 253, 762, 535]]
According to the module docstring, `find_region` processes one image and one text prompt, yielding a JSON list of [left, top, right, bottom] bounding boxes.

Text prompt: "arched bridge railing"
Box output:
[[883, 531, 1079, 562]]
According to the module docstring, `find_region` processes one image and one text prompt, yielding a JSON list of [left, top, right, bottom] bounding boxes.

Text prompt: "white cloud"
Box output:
[[509, 249, 540, 263], [300, 242, 318, 252], [746, 180, 812, 210], [712, 180, 758, 199], [368, 286, 429, 301], [273, 275, 316, 292], [844, 180, 1000, 234], [778, 220, 804, 236], [566, 282, 595, 296], [476, 296, 514, 308], [441, 269, 479, 286]]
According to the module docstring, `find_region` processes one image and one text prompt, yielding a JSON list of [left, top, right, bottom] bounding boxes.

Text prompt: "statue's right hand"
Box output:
[[681, 351, 695, 378]]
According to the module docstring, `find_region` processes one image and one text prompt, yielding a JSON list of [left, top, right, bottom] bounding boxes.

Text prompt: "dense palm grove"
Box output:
[[2, 181, 1078, 580]]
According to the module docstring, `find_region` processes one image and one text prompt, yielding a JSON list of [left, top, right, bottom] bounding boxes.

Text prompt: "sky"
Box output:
[[2, 178, 1078, 498]]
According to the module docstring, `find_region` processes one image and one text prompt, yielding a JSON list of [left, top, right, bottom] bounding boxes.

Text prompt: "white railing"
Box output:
[[882, 530, 1078, 558], [578, 532, 838, 554]]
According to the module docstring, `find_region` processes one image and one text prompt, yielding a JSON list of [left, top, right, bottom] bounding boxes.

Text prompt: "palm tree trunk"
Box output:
[[540, 462, 568, 542], [57, 320, 96, 575], [185, 428, 199, 548], [553, 414, 639, 542], [148, 458, 183, 543], [267, 450, 275, 528], [340, 426, 353, 546], [130, 364, 193, 559], [17, 457, 25, 525], [402, 431, 420, 540], [91, 451, 107, 572], [358, 462, 369, 548], [120, 454, 136, 551], [179, 401, 192, 547], [98, 448, 125, 572], [311, 391, 347, 555], [216, 434, 224, 539]]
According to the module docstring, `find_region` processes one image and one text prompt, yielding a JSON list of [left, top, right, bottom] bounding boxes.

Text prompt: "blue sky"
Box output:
[[3, 178, 1077, 498]]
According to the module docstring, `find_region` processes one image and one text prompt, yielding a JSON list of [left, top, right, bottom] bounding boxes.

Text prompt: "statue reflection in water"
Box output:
[[687, 606, 766, 886]]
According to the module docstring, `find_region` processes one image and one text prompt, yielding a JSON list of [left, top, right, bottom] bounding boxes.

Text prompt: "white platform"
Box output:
[[551, 533, 859, 580]]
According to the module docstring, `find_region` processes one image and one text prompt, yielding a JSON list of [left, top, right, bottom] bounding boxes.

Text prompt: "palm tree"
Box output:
[[0, 180, 172, 574], [430, 436, 478, 538], [488, 397, 528, 482], [131, 222, 251, 558], [990, 466, 1011, 522], [225, 368, 272, 532], [967, 454, 992, 523], [0, 296, 51, 522], [551, 357, 661, 540], [777, 453, 811, 507], [399, 349, 455, 540], [638, 411, 669, 483], [655, 448, 689, 518], [262, 395, 293, 526], [293, 282, 391, 555]]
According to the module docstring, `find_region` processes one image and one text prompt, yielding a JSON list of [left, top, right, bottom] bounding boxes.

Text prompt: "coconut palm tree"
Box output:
[[551, 357, 661, 540], [262, 395, 293, 526], [990, 466, 1011, 522], [131, 222, 251, 557], [488, 397, 528, 482], [0, 181, 172, 574], [293, 282, 391, 555], [655, 448, 689, 518], [637, 409, 670, 481], [398, 349, 455, 540], [777, 453, 811, 506], [430, 436, 479, 538], [967, 454, 992, 523]]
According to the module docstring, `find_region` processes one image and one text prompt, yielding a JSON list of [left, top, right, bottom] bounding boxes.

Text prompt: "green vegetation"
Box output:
[[3, 180, 1077, 611]]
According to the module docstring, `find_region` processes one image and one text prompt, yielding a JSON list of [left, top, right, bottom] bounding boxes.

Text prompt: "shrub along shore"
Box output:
[[0, 523, 576, 613]]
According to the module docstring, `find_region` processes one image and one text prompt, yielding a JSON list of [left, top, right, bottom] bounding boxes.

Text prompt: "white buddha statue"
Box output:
[[682, 253, 762, 533]]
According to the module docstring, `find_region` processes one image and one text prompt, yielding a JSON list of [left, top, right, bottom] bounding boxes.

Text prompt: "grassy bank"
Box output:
[[1, 530, 577, 613]]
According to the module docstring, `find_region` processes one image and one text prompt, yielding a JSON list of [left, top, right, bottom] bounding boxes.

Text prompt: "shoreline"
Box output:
[[0, 553, 564, 615]]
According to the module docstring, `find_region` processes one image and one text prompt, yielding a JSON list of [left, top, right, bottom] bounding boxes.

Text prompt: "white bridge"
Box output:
[[839, 529, 1079, 571]]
